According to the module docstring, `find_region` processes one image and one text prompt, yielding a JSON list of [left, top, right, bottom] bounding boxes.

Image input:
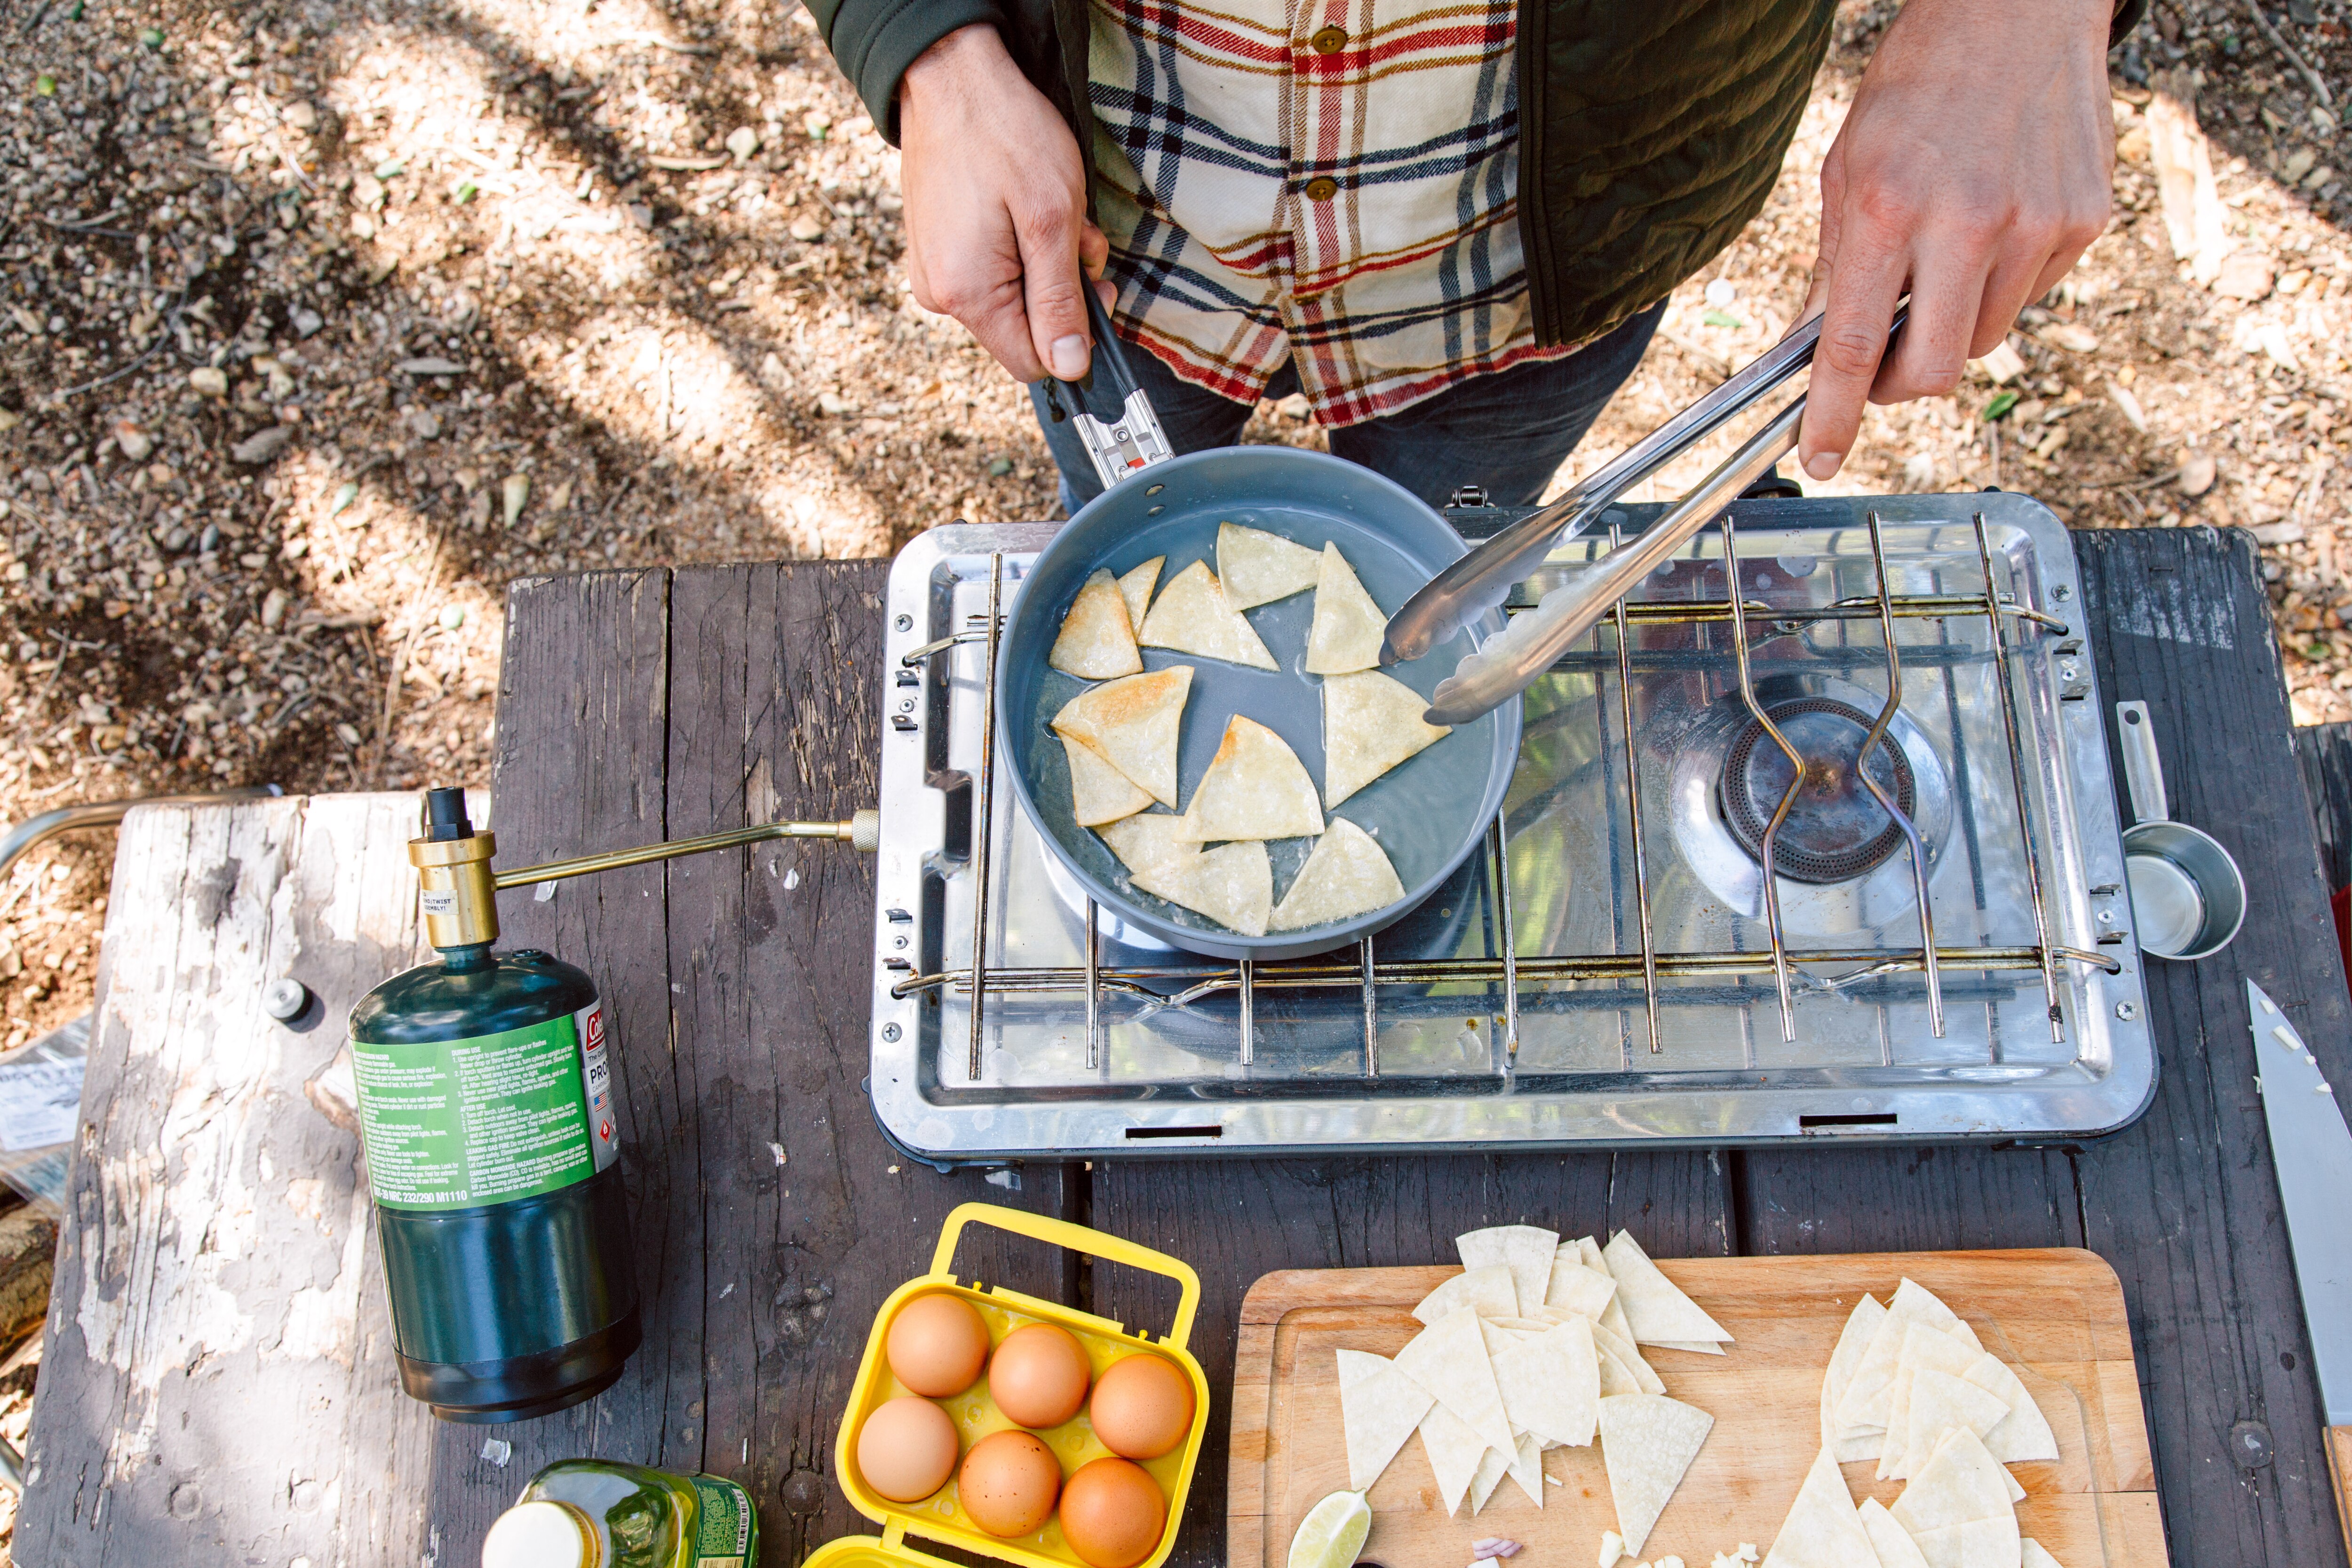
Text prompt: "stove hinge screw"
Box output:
[[2115, 1001, 2138, 1021]]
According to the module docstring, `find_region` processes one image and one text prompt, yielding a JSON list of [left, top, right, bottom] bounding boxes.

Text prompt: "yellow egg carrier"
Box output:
[[810, 1203, 1210, 1568]]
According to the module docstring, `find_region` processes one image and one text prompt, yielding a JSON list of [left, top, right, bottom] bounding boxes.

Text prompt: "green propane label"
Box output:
[[351, 1007, 613, 1211], [690, 1475, 753, 1567]]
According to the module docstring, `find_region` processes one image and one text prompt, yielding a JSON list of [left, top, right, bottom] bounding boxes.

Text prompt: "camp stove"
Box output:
[[866, 492, 2154, 1160]]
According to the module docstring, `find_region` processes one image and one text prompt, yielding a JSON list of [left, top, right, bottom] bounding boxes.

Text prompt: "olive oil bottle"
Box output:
[[482, 1459, 757, 1568], [347, 788, 641, 1420]]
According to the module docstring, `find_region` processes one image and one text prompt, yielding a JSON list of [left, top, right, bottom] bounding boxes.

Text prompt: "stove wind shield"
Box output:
[[868, 494, 2154, 1159]]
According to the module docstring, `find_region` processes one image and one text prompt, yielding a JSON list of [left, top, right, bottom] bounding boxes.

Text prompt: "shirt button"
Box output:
[[1303, 176, 1339, 202], [1310, 24, 1348, 53]]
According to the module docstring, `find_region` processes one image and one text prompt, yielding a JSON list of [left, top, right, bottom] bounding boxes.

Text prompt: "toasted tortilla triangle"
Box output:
[[1761, 1445, 1878, 1568], [1493, 1315, 1600, 1448], [1458, 1225, 1560, 1316], [1322, 669, 1451, 806], [1052, 666, 1193, 809], [1336, 1348, 1434, 1492], [1096, 812, 1193, 878], [1062, 733, 1153, 827], [1048, 567, 1145, 679], [1271, 818, 1405, 931], [1117, 557, 1163, 632], [1177, 716, 1323, 842], [1394, 1307, 1518, 1457], [1414, 1400, 1488, 1517], [1859, 1500, 1931, 1568], [1306, 542, 1387, 674], [1413, 1265, 1519, 1325], [1888, 1426, 2011, 1538], [1217, 521, 1322, 609], [1138, 560, 1277, 669], [1130, 839, 1272, 936], [1604, 1229, 1733, 1345], [1597, 1393, 1713, 1556]]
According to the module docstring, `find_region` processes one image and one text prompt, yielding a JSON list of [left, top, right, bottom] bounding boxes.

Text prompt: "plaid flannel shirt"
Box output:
[[1086, 0, 1585, 427]]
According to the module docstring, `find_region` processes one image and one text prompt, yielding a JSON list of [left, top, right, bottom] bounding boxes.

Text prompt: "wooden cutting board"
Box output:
[[1230, 1249, 2165, 1568]]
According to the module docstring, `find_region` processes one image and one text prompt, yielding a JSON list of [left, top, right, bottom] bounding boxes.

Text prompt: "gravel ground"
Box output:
[[0, 0, 2344, 1527]]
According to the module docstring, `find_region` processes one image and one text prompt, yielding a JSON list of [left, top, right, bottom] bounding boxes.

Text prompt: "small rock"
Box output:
[[817, 391, 853, 416], [189, 367, 229, 398], [405, 408, 442, 441], [291, 306, 324, 338], [2178, 452, 2218, 497], [1274, 393, 1312, 421], [2039, 322, 2099, 354], [198, 523, 222, 554], [789, 215, 826, 243], [353, 174, 387, 211], [334, 722, 362, 747], [261, 588, 290, 629], [2213, 252, 2275, 301], [113, 420, 153, 462], [726, 126, 761, 162], [2253, 520, 2305, 545], [1703, 278, 1737, 309], [284, 101, 319, 131], [239, 552, 270, 570], [803, 111, 832, 139], [467, 489, 493, 530], [397, 357, 465, 376], [231, 425, 295, 464], [501, 473, 530, 529], [438, 604, 467, 630]]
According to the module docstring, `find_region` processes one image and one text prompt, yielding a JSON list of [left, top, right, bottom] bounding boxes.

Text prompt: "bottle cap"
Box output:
[[482, 1499, 595, 1568]]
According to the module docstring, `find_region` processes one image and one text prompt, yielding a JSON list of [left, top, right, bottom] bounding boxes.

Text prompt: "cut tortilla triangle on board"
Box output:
[[1545, 1255, 1619, 1323], [1458, 1225, 1559, 1315], [1881, 1323, 1984, 1479], [1573, 1235, 1639, 1346], [2018, 1542, 2065, 1568], [1138, 560, 1278, 669], [1492, 1315, 1600, 1448], [1761, 1445, 1878, 1568], [1052, 666, 1193, 809], [1858, 1499, 1931, 1568], [1604, 1229, 1733, 1345], [1116, 557, 1163, 632], [1413, 1265, 1519, 1325], [1394, 1307, 1518, 1456], [1177, 716, 1324, 842], [1467, 1440, 1511, 1516], [1836, 1279, 1979, 1433], [1963, 1352, 2058, 1464], [1591, 1321, 1665, 1395], [1597, 1393, 1714, 1556], [1306, 542, 1387, 674], [1217, 521, 1323, 609], [1048, 567, 1144, 679], [1905, 1516, 2021, 1568], [1414, 1400, 1487, 1517], [1322, 669, 1450, 806], [1821, 1294, 1888, 1463], [1888, 1425, 2013, 1538], [1502, 1429, 1546, 1509], [1900, 1369, 2014, 1484], [1130, 839, 1272, 936], [1336, 1348, 1433, 1492], [1270, 818, 1405, 931], [1062, 734, 1153, 827]]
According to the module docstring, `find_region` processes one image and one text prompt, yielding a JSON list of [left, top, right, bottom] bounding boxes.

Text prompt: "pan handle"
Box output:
[[2114, 700, 2171, 825]]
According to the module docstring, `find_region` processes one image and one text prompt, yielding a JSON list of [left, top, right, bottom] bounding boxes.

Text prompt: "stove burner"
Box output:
[[1718, 697, 1917, 884]]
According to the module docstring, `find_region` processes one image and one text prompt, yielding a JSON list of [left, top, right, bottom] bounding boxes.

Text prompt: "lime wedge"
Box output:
[[1287, 1490, 1372, 1568]]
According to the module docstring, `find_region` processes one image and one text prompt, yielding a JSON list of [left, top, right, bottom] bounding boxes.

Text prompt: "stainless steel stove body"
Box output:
[[868, 493, 2154, 1161]]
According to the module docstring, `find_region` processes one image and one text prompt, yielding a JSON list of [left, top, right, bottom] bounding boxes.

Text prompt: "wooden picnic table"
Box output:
[[17, 523, 2352, 1568]]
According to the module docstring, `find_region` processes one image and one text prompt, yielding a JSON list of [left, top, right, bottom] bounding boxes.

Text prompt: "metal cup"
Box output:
[[2115, 700, 2246, 961]]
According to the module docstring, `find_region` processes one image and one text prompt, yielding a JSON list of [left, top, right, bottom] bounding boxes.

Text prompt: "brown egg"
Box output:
[[958, 1429, 1062, 1537], [886, 1292, 992, 1398], [1057, 1457, 1166, 1568], [989, 1322, 1092, 1429], [857, 1395, 960, 1503], [1088, 1354, 1195, 1460]]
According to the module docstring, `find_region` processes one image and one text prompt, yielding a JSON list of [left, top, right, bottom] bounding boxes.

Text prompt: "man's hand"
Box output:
[[898, 24, 1108, 383], [1796, 0, 2114, 480]]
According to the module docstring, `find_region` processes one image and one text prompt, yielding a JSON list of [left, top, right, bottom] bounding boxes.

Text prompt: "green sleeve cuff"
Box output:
[[807, 0, 1009, 144]]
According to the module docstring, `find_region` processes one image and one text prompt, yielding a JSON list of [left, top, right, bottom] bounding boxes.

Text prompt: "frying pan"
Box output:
[[993, 444, 1523, 962]]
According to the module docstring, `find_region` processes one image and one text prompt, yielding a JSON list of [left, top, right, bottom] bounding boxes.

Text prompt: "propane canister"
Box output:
[[346, 787, 642, 1421]]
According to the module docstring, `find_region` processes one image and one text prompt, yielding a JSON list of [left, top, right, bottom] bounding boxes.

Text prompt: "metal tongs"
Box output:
[[1039, 287, 1174, 493], [1389, 307, 1907, 726]]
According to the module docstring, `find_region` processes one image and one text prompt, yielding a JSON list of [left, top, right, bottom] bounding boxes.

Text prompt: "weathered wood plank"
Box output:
[[17, 796, 439, 1566], [1093, 1151, 1729, 1568], [2291, 719, 2352, 896], [2069, 525, 2352, 1568]]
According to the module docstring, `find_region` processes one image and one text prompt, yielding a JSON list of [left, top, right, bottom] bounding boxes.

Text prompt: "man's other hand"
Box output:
[[898, 24, 1109, 383], [1796, 0, 2114, 480]]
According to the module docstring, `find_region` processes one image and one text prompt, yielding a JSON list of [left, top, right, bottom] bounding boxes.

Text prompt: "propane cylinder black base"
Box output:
[[398, 1306, 644, 1424]]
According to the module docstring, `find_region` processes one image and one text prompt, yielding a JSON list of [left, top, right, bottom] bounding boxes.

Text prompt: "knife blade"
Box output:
[[2247, 980, 2352, 1445]]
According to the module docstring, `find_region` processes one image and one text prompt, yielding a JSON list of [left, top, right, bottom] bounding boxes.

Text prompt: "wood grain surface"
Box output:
[[1229, 1252, 2162, 1568]]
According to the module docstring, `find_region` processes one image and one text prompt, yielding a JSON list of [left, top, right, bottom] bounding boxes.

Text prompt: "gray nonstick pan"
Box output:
[[994, 442, 1523, 962]]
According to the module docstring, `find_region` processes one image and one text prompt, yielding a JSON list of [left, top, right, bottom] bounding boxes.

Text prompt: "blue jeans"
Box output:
[[1028, 301, 1666, 517]]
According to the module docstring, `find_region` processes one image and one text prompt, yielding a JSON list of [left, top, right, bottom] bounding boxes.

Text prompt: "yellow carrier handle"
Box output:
[[930, 1202, 1201, 1354]]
